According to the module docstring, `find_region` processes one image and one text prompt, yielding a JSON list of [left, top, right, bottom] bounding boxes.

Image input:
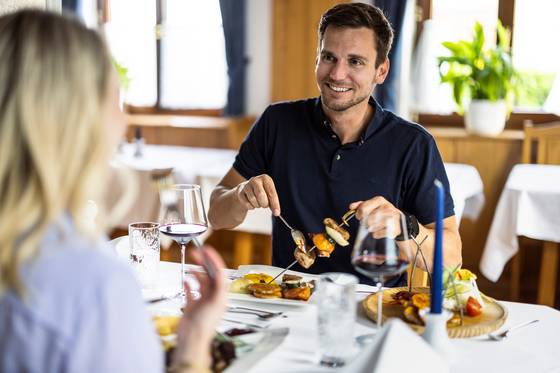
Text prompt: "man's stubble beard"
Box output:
[[322, 91, 371, 112]]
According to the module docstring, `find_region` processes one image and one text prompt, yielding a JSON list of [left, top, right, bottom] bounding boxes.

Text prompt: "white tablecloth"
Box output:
[[113, 145, 484, 234], [150, 262, 560, 373], [480, 164, 560, 282]]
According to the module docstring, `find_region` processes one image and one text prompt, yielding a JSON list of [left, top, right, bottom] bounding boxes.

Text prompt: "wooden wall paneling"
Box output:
[[271, 0, 346, 102], [454, 137, 522, 270], [428, 128, 524, 300]]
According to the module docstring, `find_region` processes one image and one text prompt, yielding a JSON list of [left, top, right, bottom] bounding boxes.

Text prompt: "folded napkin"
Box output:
[[343, 319, 449, 373]]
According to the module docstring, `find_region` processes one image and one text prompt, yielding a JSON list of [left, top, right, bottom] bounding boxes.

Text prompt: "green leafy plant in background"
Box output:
[[112, 58, 130, 91], [438, 21, 518, 114], [515, 70, 556, 108]]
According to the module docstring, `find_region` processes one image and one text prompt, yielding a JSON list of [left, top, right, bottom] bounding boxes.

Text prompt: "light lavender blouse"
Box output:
[[0, 217, 163, 372]]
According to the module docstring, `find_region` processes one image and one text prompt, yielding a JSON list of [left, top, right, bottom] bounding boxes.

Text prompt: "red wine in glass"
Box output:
[[351, 217, 411, 327], [159, 223, 207, 245]]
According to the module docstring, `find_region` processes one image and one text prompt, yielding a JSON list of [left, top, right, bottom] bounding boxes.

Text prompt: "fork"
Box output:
[[222, 318, 269, 329], [488, 319, 539, 341], [227, 306, 284, 320]]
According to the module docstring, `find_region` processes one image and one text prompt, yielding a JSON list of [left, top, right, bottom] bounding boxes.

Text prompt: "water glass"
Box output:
[[316, 272, 358, 367], [129, 222, 160, 289]]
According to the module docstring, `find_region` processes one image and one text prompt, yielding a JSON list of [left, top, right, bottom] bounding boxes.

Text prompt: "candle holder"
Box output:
[[421, 309, 456, 363]]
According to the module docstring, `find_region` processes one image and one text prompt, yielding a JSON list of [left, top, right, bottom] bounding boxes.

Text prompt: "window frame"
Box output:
[[103, 0, 226, 117], [415, 0, 560, 128]]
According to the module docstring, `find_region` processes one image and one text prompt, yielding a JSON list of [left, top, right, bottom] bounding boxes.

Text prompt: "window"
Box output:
[[104, 0, 228, 111], [511, 0, 558, 110], [415, 0, 560, 119]]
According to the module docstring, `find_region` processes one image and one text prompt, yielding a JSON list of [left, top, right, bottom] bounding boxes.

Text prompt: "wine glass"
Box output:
[[351, 213, 410, 327], [159, 184, 208, 295]]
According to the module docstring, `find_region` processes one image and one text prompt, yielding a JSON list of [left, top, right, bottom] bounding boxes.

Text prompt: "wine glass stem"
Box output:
[[180, 243, 186, 294], [376, 281, 383, 327]]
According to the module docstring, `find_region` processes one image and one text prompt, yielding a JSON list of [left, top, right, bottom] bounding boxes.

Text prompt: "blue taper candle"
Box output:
[[431, 179, 444, 314]]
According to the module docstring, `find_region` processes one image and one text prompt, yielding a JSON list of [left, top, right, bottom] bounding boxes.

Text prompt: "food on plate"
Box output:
[[390, 268, 485, 327], [229, 278, 254, 294], [246, 283, 283, 299], [281, 274, 305, 288], [294, 246, 316, 268], [242, 273, 274, 284], [280, 274, 313, 301], [465, 296, 482, 317], [229, 271, 315, 302], [282, 286, 311, 301], [442, 268, 485, 313], [153, 315, 181, 337], [323, 218, 350, 246], [229, 272, 276, 294]]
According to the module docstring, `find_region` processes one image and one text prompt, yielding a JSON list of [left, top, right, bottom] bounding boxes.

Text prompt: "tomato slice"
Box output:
[[465, 296, 482, 317]]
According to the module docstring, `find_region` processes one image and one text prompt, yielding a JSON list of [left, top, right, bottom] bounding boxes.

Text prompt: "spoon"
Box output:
[[277, 215, 307, 251], [488, 319, 539, 341]]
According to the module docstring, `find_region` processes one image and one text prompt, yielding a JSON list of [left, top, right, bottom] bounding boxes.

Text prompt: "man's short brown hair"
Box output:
[[318, 3, 394, 67]]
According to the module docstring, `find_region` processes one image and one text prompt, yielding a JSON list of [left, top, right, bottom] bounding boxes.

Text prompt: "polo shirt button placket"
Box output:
[[336, 154, 341, 161]]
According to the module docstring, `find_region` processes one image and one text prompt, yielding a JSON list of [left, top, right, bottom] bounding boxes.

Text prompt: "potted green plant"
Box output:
[[438, 21, 517, 136]]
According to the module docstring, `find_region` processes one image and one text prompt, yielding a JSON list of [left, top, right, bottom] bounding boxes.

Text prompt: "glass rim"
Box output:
[[128, 222, 160, 230], [165, 183, 201, 191]]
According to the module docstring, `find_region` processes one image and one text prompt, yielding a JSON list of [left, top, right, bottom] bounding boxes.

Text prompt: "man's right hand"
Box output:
[[235, 174, 281, 216]]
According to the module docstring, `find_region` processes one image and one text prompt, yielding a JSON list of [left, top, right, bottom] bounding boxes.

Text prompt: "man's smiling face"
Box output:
[[315, 26, 388, 112]]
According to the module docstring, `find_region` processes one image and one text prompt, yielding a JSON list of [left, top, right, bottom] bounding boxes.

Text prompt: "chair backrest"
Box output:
[[407, 264, 428, 287], [522, 120, 560, 164]]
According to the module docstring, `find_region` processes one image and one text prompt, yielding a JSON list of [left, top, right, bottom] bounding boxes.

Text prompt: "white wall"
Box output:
[[0, 0, 49, 14], [245, 0, 271, 116]]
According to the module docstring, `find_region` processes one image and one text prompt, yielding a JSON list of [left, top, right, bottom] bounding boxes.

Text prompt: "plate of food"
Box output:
[[153, 314, 288, 373], [228, 265, 318, 306], [362, 269, 508, 338]]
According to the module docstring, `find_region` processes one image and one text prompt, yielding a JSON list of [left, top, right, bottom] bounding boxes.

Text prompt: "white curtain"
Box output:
[[410, 19, 455, 115]]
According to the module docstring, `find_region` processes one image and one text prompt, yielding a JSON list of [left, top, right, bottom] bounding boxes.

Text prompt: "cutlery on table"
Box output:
[[227, 306, 284, 320], [488, 319, 539, 341], [222, 318, 270, 329]]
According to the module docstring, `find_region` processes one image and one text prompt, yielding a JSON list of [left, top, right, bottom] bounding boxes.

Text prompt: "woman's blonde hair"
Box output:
[[0, 10, 114, 296]]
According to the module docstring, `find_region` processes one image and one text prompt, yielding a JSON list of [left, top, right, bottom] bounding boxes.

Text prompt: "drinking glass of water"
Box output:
[[128, 222, 160, 289], [316, 272, 358, 368]]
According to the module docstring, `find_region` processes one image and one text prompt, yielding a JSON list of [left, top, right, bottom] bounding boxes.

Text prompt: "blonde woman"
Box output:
[[0, 10, 226, 373]]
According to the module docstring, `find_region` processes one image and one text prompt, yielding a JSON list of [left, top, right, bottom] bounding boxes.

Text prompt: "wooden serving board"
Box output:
[[362, 287, 508, 338]]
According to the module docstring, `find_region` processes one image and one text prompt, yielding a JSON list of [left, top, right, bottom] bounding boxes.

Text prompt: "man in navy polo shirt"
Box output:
[[208, 3, 462, 286]]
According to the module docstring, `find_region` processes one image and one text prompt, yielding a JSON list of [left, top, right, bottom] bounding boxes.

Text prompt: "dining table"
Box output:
[[146, 261, 560, 373], [480, 164, 560, 305]]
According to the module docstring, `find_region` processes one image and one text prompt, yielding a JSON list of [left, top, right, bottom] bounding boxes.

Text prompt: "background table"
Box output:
[[113, 145, 485, 266], [149, 261, 560, 373], [114, 144, 484, 228], [480, 164, 560, 304]]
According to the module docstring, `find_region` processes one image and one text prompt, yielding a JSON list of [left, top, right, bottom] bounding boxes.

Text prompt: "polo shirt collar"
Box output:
[[313, 96, 386, 142]]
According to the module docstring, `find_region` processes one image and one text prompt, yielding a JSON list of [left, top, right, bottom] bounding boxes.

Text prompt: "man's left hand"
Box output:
[[349, 196, 402, 239]]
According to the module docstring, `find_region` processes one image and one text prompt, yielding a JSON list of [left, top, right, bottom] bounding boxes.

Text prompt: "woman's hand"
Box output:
[[172, 246, 227, 371]]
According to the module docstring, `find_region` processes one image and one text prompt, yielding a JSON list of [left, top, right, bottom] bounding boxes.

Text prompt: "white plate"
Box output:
[[228, 264, 318, 307], [224, 328, 289, 373]]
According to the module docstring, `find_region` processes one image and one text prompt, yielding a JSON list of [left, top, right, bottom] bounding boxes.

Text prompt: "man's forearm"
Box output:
[[406, 223, 462, 271], [208, 185, 249, 230]]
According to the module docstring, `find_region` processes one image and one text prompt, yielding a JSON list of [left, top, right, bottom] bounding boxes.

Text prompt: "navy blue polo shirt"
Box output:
[[233, 97, 454, 286]]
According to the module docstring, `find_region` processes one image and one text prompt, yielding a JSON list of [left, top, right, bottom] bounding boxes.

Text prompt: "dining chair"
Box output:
[[510, 120, 560, 305]]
